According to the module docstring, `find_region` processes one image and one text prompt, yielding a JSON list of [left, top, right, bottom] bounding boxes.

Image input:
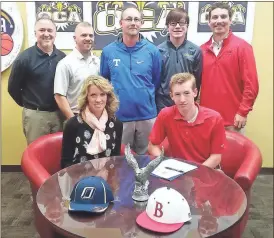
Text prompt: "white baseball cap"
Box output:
[[136, 187, 191, 233]]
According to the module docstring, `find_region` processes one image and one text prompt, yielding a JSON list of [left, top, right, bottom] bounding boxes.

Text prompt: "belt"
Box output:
[[24, 105, 57, 112]]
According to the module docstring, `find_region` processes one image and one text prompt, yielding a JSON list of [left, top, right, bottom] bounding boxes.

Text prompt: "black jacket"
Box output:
[[61, 115, 123, 168], [156, 37, 202, 112]]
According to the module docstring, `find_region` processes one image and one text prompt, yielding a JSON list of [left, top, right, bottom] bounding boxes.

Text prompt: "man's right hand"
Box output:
[[54, 94, 75, 119]]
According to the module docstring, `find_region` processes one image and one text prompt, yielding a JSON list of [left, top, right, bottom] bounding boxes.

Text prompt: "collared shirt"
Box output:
[[211, 33, 229, 56], [8, 43, 66, 110], [211, 38, 223, 56], [149, 105, 226, 164], [54, 48, 100, 113]]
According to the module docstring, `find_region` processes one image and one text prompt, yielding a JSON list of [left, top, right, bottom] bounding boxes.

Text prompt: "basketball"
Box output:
[[1, 33, 14, 56]]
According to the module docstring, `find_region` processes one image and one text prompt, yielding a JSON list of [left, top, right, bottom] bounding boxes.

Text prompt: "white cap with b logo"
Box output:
[[136, 187, 191, 233]]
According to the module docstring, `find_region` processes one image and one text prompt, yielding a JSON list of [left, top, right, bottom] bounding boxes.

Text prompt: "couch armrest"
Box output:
[[21, 150, 51, 190], [234, 144, 262, 192]]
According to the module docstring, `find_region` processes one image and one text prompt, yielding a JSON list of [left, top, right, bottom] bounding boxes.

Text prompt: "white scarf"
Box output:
[[84, 107, 108, 155]]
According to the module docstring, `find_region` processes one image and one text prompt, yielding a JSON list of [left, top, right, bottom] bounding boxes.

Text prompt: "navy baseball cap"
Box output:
[[69, 176, 114, 213]]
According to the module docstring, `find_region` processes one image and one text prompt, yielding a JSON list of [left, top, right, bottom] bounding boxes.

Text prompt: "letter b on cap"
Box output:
[[153, 201, 163, 218]]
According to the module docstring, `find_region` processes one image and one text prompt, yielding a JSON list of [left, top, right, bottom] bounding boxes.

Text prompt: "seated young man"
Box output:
[[148, 73, 226, 169]]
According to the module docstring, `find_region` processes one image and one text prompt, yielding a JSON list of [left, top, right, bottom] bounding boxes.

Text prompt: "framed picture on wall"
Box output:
[[197, 1, 248, 32], [26, 1, 92, 49], [187, 1, 255, 45]]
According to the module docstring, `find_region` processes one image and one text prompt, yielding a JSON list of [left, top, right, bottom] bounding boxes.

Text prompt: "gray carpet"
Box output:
[[1, 172, 273, 238]]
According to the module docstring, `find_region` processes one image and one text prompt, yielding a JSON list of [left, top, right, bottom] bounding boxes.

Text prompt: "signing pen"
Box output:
[[165, 167, 184, 173]]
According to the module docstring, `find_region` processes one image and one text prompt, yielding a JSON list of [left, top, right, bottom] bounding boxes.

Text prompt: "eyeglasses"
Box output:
[[123, 17, 142, 23], [169, 21, 188, 27]]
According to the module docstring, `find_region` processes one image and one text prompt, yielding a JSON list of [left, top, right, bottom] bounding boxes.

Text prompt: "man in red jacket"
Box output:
[[200, 2, 259, 134]]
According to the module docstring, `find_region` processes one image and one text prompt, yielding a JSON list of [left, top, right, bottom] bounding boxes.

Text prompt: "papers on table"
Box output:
[[151, 159, 198, 181]]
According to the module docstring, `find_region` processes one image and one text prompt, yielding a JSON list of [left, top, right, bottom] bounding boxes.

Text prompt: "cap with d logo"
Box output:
[[69, 176, 114, 213], [136, 187, 191, 233]]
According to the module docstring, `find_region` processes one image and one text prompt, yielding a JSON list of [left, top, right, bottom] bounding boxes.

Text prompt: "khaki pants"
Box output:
[[22, 108, 64, 145], [122, 118, 156, 155]]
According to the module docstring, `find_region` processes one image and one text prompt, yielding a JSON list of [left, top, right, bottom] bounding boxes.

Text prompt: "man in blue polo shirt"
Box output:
[[100, 7, 162, 155]]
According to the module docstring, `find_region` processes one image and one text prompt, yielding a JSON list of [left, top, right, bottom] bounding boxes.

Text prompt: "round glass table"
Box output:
[[36, 155, 247, 238]]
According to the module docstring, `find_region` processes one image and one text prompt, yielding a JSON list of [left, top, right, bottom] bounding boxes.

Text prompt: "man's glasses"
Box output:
[[123, 17, 142, 23], [169, 21, 188, 27]]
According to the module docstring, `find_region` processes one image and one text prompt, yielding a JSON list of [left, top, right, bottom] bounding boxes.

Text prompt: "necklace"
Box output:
[[187, 106, 199, 123]]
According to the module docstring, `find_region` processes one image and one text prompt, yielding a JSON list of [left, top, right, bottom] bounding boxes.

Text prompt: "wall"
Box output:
[[1, 2, 273, 167], [2, 2, 28, 166], [246, 2, 273, 167]]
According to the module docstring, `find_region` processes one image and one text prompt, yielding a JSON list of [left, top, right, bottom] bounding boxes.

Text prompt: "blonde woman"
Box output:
[[61, 75, 123, 168]]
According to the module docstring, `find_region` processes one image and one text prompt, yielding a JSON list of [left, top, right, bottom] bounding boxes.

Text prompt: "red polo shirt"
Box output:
[[149, 105, 226, 164]]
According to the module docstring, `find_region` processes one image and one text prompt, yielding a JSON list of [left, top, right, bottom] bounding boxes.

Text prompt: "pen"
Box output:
[[165, 167, 184, 173]]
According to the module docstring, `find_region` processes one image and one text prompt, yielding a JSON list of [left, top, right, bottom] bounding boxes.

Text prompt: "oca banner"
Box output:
[[26, 1, 255, 49], [92, 1, 188, 50], [197, 1, 248, 32], [26, 1, 92, 49]]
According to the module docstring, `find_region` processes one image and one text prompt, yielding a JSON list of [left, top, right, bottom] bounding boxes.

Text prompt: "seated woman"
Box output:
[[61, 75, 123, 168]]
